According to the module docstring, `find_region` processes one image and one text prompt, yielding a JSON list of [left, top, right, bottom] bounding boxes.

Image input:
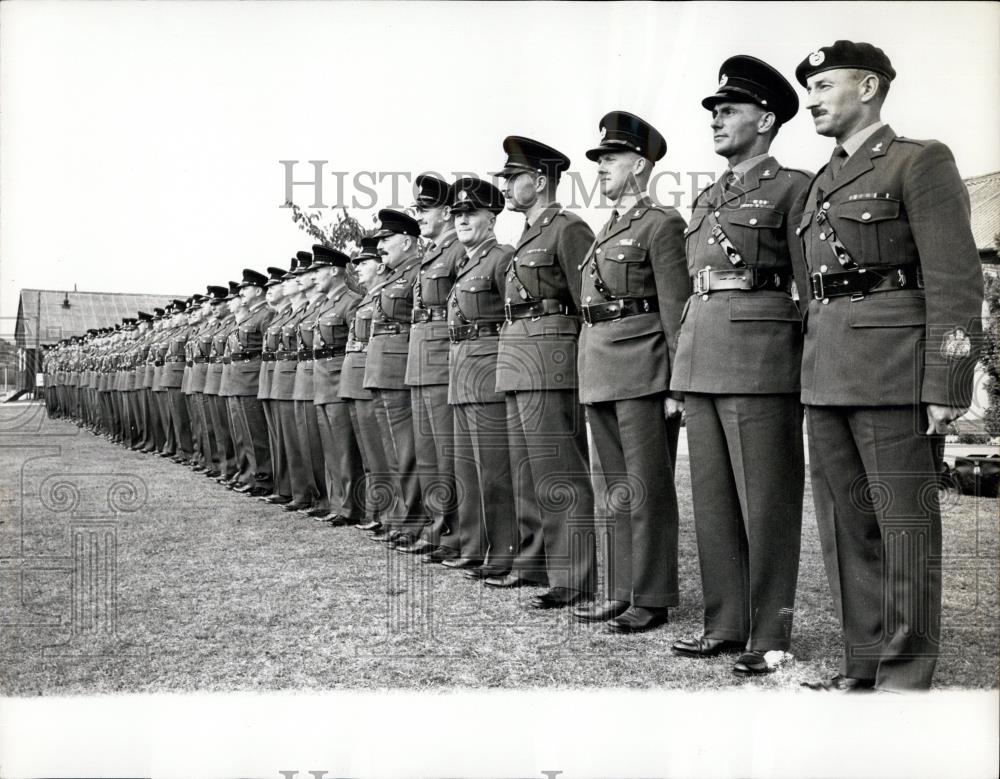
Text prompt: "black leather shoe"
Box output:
[[387, 532, 416, 549], [232, 483, 254, 494], [304, 507, 330, 518], [463, 566, 510, 580], [282, 501, 311, 512], [484, 574, 546, 589], [190, 464, 206, 473], [325, 514, 359, 527], [605, 606, 670, 634], [260, 494, 290, 504], [802, 674, 875, 692], [422, 547, 458, 564], [733, 651, 771, 676], [204, 470, 221, 478], [573, 599, 629, 622], [671, 636, 745, 658], [440, 557, 483, 570], [245, 486, 270, 497], [357, 520, 381, 532], [528, 588, 587, 610], [396, 539, 435, 555]]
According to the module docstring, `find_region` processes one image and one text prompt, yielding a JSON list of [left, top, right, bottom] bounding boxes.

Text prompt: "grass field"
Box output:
[[1, 402, 996, 694]]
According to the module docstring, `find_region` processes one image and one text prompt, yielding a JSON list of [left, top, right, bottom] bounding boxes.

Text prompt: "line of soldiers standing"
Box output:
[[41, 42, 984, 692]]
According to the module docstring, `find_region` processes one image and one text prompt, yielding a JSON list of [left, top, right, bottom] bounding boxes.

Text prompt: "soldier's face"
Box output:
[[297, 271, 316, 292], [415, 205, 450, 238], [282, 278, 298, 297], [265, 285, 283, 306], [453, 208, 494, 246], [805, 69, 865, 139], [356, 258, 379, 287], [501, 171, 539, 212], [710, 102, 766, 158], [596, 152, 641, 200], [379, 233, 410, 268]]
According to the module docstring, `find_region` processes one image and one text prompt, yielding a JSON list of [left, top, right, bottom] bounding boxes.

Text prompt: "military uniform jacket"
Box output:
[[142, 329, 160, 389], [270, 301, 308, 401], [671, 157, 810, 395], [257, 303, 293, 401], [791, 125, 983, 407], [203, 313, 236, 396], [221, 300, 273, 397], [496, 204, 592, 392], [150, 325, 179, 392], [577, 195, 691, 403], [160, 324, 190, 390], [292, 296, 328, 402], [313, 283, 362, 405], [364, 256, 422, 391], [186, 318, 217, 394], [406, 232, 464, 387], [339, 284, 380, 401], [447, 237, 515, 405]]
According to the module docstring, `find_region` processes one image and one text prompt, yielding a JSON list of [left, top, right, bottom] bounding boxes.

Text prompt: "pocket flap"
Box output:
[[848, 293, 926, 327], [729, 208, 783, 229], [516, 249, 555, 268], [608, 245, 646, 263], [837, 198, 900, 223], [462, 278, 492, 293], [385, 285, 412, 299], [684, 213, 705, 235], [729, 296, 801, 322]]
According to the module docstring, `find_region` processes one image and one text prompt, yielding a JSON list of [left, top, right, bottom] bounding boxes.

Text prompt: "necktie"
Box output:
[[722, 170, 738, 192], [829, 145, 848, 178]]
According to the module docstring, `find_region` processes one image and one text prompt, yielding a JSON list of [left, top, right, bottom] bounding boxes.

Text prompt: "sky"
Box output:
[[2, 0, 998, 330]]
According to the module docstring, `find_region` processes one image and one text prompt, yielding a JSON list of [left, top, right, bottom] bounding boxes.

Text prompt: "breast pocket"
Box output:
[[684, 213, 707, 271], [726, 207, 784, 264], [382, 285, 413, 321], [832, 197, 901, 265], [515, 248, 561, 299], [458, 277, 497, 321], [601, 244, 652, 297], [422, 267, 454, 305]]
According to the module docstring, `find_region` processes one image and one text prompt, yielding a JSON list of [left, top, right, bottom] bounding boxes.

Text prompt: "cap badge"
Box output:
[[458, 190, 469, 201], [808, 50, 826, 66], [600, 126, 607, 140], [719, 74, 728, 87]]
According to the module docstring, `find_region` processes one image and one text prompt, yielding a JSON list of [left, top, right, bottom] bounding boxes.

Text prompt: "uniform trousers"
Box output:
[[166, 387, 193, 459], [375, 388, 425, 534], [191, 393, 217, 469], [316, 401, 366, 520], [506, 389, 596, 592], [229, 395, 272, 489], [452, 401, 516, 570], [154, 390, 176, 455], [411, 384, 457, 547], [142, 389, 163, 450], [208, 394, 237, 478], [685, 393, 804, 651], [294, 399, 328, 509], [262, 399, 289, 497], [807, 404, 943, 691], [587, 395, 680, 608], [275, 399, 313, 503], [127, 391, 143, 447], [347, 398, 393, 523]]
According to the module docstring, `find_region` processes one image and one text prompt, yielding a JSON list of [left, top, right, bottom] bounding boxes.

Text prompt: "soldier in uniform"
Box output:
[[121, 317, 144, 449], [141, 308, 168, 453], [257, 267, 295, 504], [184, 295, 216, 472], [576, 111, 691, 633], [669, 56, 810, 674], [131, 312, 155, 450], [206, 283, 240, 484], [150, 304, 179, 457], [406, 176, 465, 559], [364, 209, 426, 547], [339, 237, 394, 532], [443, 177, 517, 578], [223, 269, 274, 497], [311, 246, 366, 525], [491, 136, 598, 607], [792, 41, 983, 691], [161, 299, 195, 464]]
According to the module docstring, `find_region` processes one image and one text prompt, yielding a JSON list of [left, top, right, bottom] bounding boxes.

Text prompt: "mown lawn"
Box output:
[[1, 403, 996, 694]]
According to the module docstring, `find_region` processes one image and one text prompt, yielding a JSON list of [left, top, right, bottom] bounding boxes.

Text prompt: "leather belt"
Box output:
[[345, 343, 367, 353], [694, 267, 790, 295], [229, 350, 262, 362], [449, 322, 504, 343], [811, 264, 923, 301], [185, 360, 194, 367], [222, 357, 232, 364], [372, 321, 412, 336], [313, 346, 347, 359], [504, 298, 572, 322], [193, 357, 208, 364], [210, 356, 224, 364], [261, 352, 276, 362], [276, 350, 298, 361], [165, 356, 185, 364], [411, 306, 448, 324], [297, 349, 314, 362], [581, 296, 660, 325], [154, 359, 165, 367]]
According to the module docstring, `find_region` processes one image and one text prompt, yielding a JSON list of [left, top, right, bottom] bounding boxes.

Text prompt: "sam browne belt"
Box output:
[[581, 295, 660, 325], [694, 267, 790, 295], [811, 264, 923, 301], [448, 321, 504, 342], [503, 298, 572, 322]]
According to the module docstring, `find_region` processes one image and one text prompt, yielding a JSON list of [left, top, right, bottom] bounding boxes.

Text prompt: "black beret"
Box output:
[[206, 285, 228, 301], [239, 268, 269, 288], [312, 243, 351, 268], [450, 176, 505, 214], [702, 55, 799, 124], [491, 136, 571, 179], [795, 40, 895, 87], [413, 175, 453, 209], [373, 208, 421, 239], [586, 110, 667, 162], [353, 235, 381, 263]]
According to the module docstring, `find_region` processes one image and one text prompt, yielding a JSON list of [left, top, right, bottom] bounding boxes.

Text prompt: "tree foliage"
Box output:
[[980, 238, 1000, 435], [286, 201, 373, 252]]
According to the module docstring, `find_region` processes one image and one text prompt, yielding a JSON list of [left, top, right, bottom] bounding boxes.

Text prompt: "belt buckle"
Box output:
[[810, 273, 825, 300], [695, 267, 711, 295], [503, 302, 513, 323], [581, 306, 594, 326]]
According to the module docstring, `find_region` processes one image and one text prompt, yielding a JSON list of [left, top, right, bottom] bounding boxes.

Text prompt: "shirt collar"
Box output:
[[728, 152, 770, 179], [841, 121, 885, 158]]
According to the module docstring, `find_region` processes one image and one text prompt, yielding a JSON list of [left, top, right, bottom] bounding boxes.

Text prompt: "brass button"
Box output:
[[749, 218, 758, 226], [701, 294, 709, 301], [617, 253, 625, 259], [822, 201, 831, 209], [585, 296, 592, 303], [707, 238, 715, 245], [714, 211, 720, 217], [819, 231, 826, 240], [861, 212, 871, 220], [820, 265, 828, 273], [596, 248, 602, 254]]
